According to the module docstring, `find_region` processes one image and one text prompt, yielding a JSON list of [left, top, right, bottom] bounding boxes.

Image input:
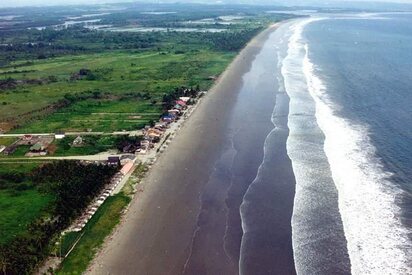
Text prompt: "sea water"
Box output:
[[284, 14, 412, 274]]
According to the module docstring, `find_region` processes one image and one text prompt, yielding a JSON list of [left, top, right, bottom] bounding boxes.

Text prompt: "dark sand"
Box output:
[[87, 23, 292, 275]]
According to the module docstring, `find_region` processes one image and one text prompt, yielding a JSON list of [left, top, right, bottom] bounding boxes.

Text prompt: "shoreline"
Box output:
[[86, 23, 283, 274]]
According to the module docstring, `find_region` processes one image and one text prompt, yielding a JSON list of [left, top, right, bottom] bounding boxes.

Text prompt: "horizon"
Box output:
[[2, 0, 412, 9]]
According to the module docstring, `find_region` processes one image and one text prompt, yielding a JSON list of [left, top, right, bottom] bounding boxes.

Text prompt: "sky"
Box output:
[[1, 0, 412, 8]]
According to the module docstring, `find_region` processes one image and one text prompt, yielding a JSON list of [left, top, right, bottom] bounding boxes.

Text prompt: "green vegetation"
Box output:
[[0, 189, 53, 245], [1, 49, 234, 133], [0, 161, 118, 274], [57, 163, 147, 274], [0, 162, 52, 245], [57, 194, 130, 275], [0, 3, 292, 135], [121, 163, 148, 196], [52, 135, 118, 156], [0, 137, 16, 146], [60, 231, 82, 257]]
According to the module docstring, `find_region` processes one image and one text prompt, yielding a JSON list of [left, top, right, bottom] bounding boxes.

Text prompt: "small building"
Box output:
[[72, 136, 83, 147], [179, 97, 191, 103], [120, 154, 136, 165], [3, 145, 17, 155], [168, 109, 180, 116], [120, 162, 134, 175], [55, 131, 65, 139], [30, 143, 46, 152], [107, 156, 121, 166], [161, 115, 174, 123], [27, 143, 48, 156], [122, 144, 138, 154], [146, 128, 162, 139], [154, 122, 168, 130], [175, 100, 187, 107], [140, 140, 151, 150], [22, 134, 33, 141]]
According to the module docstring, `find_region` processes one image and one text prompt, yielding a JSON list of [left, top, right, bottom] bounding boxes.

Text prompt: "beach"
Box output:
[[87, 22, 296, 275]]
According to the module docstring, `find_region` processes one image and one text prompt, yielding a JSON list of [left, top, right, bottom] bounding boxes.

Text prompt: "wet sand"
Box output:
[[87, 23, 288, 275]]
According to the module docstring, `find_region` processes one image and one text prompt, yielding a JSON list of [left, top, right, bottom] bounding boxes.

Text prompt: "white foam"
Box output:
[[285, 17, 411, 274]]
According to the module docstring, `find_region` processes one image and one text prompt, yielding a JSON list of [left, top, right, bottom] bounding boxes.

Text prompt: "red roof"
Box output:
[[120, 162, 134, 175]]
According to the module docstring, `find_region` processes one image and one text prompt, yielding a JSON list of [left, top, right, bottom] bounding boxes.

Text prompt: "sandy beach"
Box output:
[[87, 23, 288, 275]]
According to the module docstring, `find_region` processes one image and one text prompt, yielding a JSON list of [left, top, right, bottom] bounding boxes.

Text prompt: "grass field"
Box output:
[[51, 136, 117, 156], [12, 99, 162, 133], [0, 162, 53, 245], [0, 189, 54, 244], [57, 194, 130, 275], [0, 137, 17, 146], [1, 49, 234, 133], [0, 161, 42, 173]]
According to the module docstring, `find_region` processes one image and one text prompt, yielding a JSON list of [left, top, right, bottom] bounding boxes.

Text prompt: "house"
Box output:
[[146, 128, 163, 139], [122, 144, 138, 154], [55, 131, 65, 139], [30, 143, 46, 152], [23, 135, 33, 141], [107, 156, 121, 166], [140, 140, 151, 149], [174, 104, 183, 110], [154, 122, 168, 130], [3, 145, 17, 155], [168, 109, 180, 116], [120, 154, 136, 165], [179, 97, 191, 103], [72, 136, 83, 147], [28, 143, 48, 156], [161, 115, 174, 123], [175, 100, 187, 107], [120, 162, 134, 175]]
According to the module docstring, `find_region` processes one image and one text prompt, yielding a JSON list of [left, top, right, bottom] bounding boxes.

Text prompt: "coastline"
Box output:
[[86, 23, 283, 275]]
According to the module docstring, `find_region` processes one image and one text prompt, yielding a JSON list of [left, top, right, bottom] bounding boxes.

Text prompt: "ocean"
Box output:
[[183, 14, 412, 274], [279, 13, 412, 274], [87, 13, 412, 275]]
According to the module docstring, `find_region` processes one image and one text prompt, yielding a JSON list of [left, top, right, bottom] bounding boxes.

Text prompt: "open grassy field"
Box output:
[[1, 49, 234, 133], [0, 137, 17, 146], [51, 135, 117, 156], [0, 189, 54, 244], [0, 162, 53, 245], [12, 99, 162, 133]]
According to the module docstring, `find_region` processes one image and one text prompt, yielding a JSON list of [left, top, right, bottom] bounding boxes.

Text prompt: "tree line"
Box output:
[[162, 86, 200, 111], [0, 160, 118, 274]]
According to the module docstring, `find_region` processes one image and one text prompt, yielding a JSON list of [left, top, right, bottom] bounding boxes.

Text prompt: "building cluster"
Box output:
[[0, 132, 80, 156], [72, 155, 136, 232], [136, 97, 191, 155], [73, 96, 195, 230], [161, 97, 190, 123], [2, 135, 56, 156]]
